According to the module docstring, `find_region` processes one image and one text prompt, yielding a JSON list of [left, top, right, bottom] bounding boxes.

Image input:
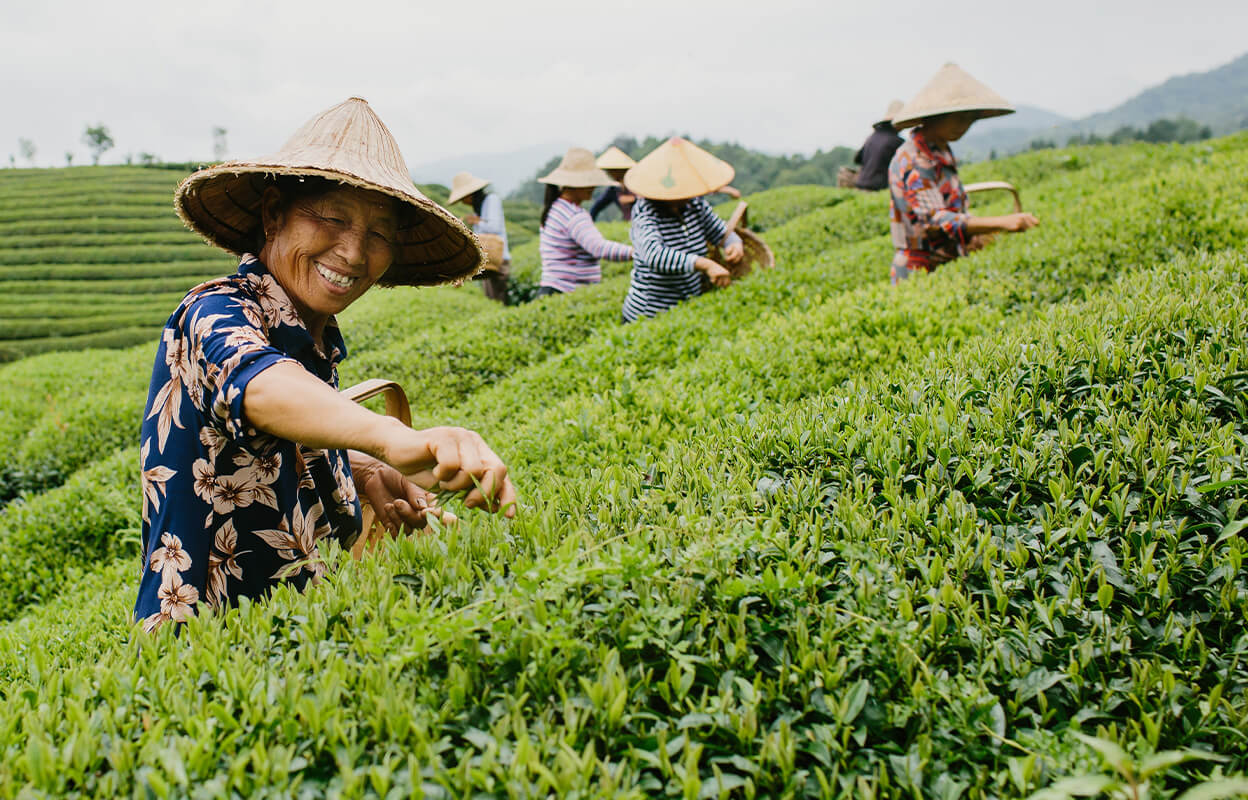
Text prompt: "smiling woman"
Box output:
[[134, 98, 515, 632]]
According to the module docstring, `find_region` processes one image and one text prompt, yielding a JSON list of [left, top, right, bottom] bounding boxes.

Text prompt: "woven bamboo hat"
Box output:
[[891, 63, 1015, 130], [538, 147, 618, 188], [623, 137, 735, 201], [595, 145, 637, 170], [446, 172, 491, 205], [876, 99, 905, 126], [175, 97, 482, 286]]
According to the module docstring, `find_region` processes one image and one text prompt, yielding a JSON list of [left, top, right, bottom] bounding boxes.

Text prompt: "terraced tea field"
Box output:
[[0, 166, 231, 360], [0, 138, 1245, 798], [0, 167, 504, 362]]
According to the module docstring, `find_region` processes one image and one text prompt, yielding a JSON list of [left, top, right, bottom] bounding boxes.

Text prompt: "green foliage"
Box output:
[[0, 448, 138, 619], [82, 123, 115, 166], [1061, 117, 1216, 148], [0, 136, 1246, 797], [0, 167, 226, 361]]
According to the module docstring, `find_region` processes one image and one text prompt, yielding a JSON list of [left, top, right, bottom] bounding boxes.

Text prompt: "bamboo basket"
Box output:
[[964, 181, 1024, 252], [704, 202, 776, 287], [340, 378, 412, 559], [965, 181, 1023, 212]]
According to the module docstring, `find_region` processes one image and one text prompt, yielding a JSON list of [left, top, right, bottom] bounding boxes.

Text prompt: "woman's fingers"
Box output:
[[496, 476, 518, 518], [390, 498, 429, 531], [389, 427, 515, 516]]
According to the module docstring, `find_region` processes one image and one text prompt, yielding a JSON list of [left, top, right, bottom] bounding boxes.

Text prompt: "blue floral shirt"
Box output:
[[134, 256, 362, 632]]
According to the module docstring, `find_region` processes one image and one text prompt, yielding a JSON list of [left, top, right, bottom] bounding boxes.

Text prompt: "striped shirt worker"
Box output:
[[539, 197, 632, 294], [622, 197, 742, 322]]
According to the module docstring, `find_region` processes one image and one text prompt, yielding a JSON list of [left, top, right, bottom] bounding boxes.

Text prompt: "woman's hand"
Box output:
[[380, 424, 518, 517], [696, 257, 732, 288], [243, 363, 517, 518], [350, 452, 456, 535], [722, 240, 745, 264], [464, 213, 482, 225], [1004, 212, 1040, 232], [968, 213, 1041, 235]]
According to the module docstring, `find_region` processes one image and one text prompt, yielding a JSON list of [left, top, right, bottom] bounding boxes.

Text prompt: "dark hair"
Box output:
[[539, 184, 561, 229], [470, 190, 486, 216]]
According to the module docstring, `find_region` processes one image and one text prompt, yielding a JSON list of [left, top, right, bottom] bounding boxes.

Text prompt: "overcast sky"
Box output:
[[4, 0, 1246, 177]]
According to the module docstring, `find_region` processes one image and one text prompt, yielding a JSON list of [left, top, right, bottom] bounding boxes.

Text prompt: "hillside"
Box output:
[[0, 136, 1245, 797], [0, 167, 535, 363], [958, 104, 1073, 159], [960, 50, 1248, 159], [1074, 50, 1248, 135]]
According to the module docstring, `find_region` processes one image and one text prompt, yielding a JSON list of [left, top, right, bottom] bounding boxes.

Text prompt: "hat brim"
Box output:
[[537, 167, 618, 188], [445, 176, 491, 206], [175, 162, 484, 287], [892, 106, 1014, 130], [623, 163, 735, 201]]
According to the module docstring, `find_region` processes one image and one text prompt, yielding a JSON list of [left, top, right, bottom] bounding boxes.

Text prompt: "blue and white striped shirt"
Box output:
[[621, 197, 740, 322]]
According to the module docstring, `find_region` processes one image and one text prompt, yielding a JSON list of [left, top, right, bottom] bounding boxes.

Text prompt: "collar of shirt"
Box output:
[[911, 129, 957, 170], [237, 255, 348, 371]]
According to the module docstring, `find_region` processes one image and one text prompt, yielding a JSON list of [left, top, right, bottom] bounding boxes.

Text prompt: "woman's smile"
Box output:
[[313, 261, 360, 291]]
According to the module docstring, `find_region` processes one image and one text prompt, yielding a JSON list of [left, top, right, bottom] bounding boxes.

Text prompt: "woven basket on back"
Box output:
[[703, 202, 776, 290]]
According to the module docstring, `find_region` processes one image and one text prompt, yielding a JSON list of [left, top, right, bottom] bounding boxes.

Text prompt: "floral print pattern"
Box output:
[[888, 128, 969, 282], [134, 256, 362, 631]]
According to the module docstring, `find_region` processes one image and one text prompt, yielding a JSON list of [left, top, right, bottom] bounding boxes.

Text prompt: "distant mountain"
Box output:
[[959, 50, 1248, 160], [958, 105, 1074, 160], [1070, 50, 1248, 136], [410, 141, 573, 197]]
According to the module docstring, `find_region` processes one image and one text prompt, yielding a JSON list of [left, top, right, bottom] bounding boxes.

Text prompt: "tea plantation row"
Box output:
[[0, 138, 1243, 797], [0, 167, 501, 361]]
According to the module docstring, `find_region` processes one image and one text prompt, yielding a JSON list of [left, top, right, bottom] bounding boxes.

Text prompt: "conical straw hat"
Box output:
[[595, 145, 637, 170], [623, 137, 735, 201], [175, 97, 482, 287], [890, 63, 1014, 130], [446, 171, 491, 205], [539, 147, 618, 188], [876, 99, 904, 126]]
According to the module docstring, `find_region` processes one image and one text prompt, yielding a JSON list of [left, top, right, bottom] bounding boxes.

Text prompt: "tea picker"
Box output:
[[887, 63, 1041, 285]]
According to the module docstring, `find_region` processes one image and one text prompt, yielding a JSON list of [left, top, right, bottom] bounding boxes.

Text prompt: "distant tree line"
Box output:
[[507, 134, 856, 205], [7, 125, 229, 168], [1028, 115, 1214, 152]]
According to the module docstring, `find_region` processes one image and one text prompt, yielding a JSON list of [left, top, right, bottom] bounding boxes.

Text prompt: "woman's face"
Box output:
[[563, 186, 595, 204], [924, 111, 979, 143], [260, 185, 398, 327], [655, 199, 689, 215]]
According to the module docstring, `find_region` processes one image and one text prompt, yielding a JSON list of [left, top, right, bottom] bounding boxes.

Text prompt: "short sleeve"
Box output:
[[183, 287, 299, 443]]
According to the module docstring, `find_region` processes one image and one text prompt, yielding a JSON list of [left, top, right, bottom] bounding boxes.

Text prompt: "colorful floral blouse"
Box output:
[[888, 128, 969, 274], [134, 256, 362, 632]]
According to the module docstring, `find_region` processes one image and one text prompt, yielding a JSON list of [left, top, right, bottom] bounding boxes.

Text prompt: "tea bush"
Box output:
[[0, 248, 1242, 798], [0, 137, 1245, 797]]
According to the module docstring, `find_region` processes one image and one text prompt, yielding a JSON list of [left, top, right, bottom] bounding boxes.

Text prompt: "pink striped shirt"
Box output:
[[539, 198, 632, 293]]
